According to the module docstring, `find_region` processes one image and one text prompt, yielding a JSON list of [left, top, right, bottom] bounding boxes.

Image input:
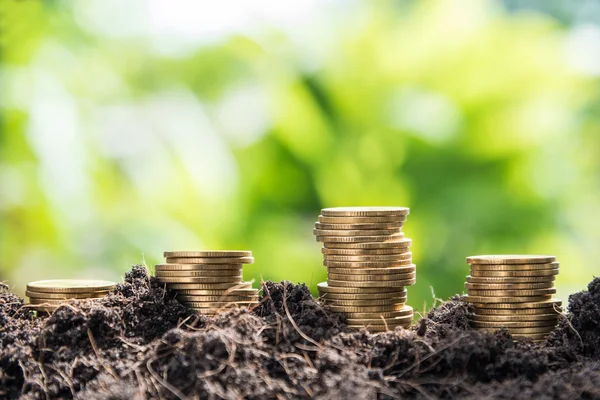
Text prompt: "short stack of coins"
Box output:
[[464, 255, 562, 341], [155, 251, 259, 315], [26, 279, 116, 312], [314, 207, 415, 332]]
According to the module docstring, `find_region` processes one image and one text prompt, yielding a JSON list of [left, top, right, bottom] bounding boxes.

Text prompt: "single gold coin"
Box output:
[[324, 239, 411, 249], [175, 288, 258, 296], [327, 266, 415, 275], [322, 247, 410, 256], [477, 326, 557, 334], [157, 276, 242, 283], [471, 313, 560, 322], [336, 310, 413, 319], [166, 282, 253, 290], [464, 295, 553, 303], [471, 320, 558, 328], [28, 297, 104, 305], [155, 270, 242, 277], [321, 298, 405, 306], [327, 278, 416, 288], [317, 233, 405, 243], [315, 222, 404, 230], [469, 262, 559, 271], [183, 301, 256, 308], [314, 228, 402, 237], [465, 282, 554, 290], [346, 315, 414, 325], [318, 290, 406, 300], [326, 303, 406, 313], [155, 263, 242, 271], [470, 268, 559, 278], [471, 299, 561, 309], [318, 215, 408, 224], [26, 279, 117, 294], [349, 324, 410, 332], [317, 282, 403, 294], [323, 253, 412, 262], [474, 306, 561, 315], [324, 260, 413, 268], [466, 275, 555, 284], [165, 257, 254, 264], [321, 207, 410, 217], [466, 255, 556, 265], [327, 272, 416, 282], [164, 251, 252, 258], [177, 295, 259, 302], [26, 290, 109, 299], [467, 288, 556, 297]]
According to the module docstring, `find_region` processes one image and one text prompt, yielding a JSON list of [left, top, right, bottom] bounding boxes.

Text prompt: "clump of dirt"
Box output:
[[2, 267, 600, 399]]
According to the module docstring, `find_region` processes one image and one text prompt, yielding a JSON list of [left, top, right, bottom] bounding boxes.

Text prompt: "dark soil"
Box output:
[[1, 266, 600, 399]]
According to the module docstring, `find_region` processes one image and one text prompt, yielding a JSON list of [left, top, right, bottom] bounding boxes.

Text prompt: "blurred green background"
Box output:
[[2, 0, 600, 315]]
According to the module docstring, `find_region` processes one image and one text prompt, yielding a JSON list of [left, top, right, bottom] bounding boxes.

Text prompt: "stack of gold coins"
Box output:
[[26, 279, 116, 312], [464, 255, 562, 341], [314, 207, 415, 332], [156, 251, 259, 315]]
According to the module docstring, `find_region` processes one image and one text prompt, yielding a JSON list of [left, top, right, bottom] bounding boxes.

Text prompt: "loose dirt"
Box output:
[[1, 266, 599, 399]]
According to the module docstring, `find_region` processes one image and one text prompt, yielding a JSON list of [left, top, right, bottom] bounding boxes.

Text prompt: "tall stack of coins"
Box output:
[[26, 279, 116, 312], [156, 251, 259, 315], [464, 255, 562, 341], [314, 207, 415, 332]]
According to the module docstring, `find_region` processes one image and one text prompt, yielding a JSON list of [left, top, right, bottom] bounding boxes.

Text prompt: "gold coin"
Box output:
[[175, 288, 258, 296], [165, 257, 254, 264], [324, 260, 413, 268], [477, 326, 557, 334], [183, 301, 256, 308], [177, 295, 259, 302], [326, 303, 406, 313], [166, 282, 252, 290], [469, 262, 559, 271], [26, 279, 117, 294], [327, 279, 415, 288], [28, 297, 104, 305], [155, 270, 242, 277], [346, 315, 414, 325], [317, 282, 403, 294], [349, 324, 410, 332], [155, 263, 242, 271], [318, 290, 406, 300], [471, 320, 558, 328], [322, 247, 410, 256], [471, 313, 560, 322], [321, 207, 410, 217], [471, 299, 561, 309], [323, 253, 412, 262], [328, 272, 416, 282], [321, 298, 405, 306], [467, 288, 556, 297], [474, 306, 561, 315], [315, 222, 404, 230], [337, 310, 413, 319], [466, 255, 556, 265], [466, 275, 555, 284], [157, 276, 242, 283], [327, 266, 415, 275], [314, 228, 402, 237], [317, 234, 405, 243], [318, 215, 408, 224], [465, 282, 554, 290], [324, 239, 411, 249], [470, 268, 559, 278], [464, 295, 553, 303], [164, 250, 252, 258], [26, 290, 109, 299]]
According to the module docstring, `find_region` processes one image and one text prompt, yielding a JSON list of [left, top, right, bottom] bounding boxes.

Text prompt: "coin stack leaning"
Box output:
[[314, 207, 415, 332], [26, 279, 116, 312], [464, 255, 562, 342], [156, 251, 259, 315]]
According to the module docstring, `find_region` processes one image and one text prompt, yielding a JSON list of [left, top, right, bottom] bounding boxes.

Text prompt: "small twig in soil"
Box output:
[[282, 285, 323, 350], [146, 358, 189, 400]]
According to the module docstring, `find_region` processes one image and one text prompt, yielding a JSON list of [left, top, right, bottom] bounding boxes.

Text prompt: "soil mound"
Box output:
[[1, 267, 600, 399]]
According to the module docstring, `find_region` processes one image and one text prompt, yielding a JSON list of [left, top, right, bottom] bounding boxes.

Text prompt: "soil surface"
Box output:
[[1, 266, 600, 399]]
